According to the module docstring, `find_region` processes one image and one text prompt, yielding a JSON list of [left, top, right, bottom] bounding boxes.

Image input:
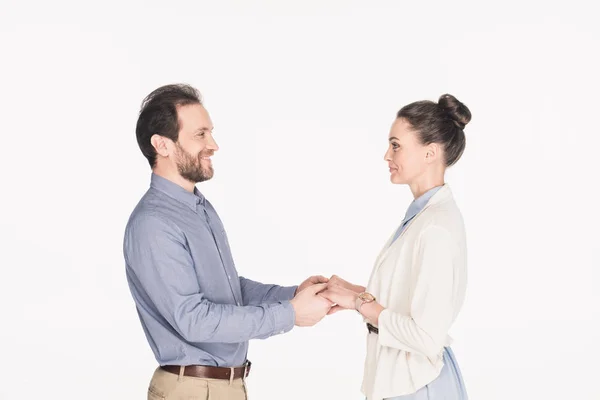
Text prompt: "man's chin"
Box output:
[[179, 169, 214, 184], [202, 167, 214, 181], [195, 168, 214, 183]]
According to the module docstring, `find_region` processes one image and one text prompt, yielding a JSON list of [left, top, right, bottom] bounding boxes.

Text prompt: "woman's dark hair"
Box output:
[[397, 94, 472, 167], [136, 84, 203, 167]]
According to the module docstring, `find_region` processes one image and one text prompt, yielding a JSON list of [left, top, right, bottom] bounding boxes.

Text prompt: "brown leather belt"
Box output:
[[161, 361, 251, 380], [367, 323, 379, 334]]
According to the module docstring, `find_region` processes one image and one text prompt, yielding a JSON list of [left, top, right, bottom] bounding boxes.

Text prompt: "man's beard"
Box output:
[[174, 142, 214, 183]]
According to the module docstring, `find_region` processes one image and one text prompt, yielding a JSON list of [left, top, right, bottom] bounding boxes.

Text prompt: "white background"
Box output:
[[1, 1, 599, 399]]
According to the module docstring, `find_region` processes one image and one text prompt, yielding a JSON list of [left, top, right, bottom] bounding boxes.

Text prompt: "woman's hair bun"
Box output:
[[438, 94, 471, 130]]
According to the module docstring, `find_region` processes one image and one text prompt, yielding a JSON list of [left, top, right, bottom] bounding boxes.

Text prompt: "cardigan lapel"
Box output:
[[371, 184, 454, 272]]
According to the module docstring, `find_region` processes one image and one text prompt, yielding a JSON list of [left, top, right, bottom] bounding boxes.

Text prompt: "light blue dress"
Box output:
[[385, 347, 467, 400], [383, 186, 468, 400]]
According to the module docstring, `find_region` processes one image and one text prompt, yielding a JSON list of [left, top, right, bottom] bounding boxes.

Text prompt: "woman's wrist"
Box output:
[[359, 300, 384, 324]]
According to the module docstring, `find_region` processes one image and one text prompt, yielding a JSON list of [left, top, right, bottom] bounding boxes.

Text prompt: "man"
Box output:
[[123, 84, 333, 399]]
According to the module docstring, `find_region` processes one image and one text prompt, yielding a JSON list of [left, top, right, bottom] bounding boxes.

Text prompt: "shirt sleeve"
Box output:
[[376, 225, 461, 359], [239, 277, 297, 306], [124, 213, 295, 343]]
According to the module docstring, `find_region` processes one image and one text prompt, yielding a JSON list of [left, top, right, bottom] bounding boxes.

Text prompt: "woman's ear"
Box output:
[[425, 142, 441, 164]]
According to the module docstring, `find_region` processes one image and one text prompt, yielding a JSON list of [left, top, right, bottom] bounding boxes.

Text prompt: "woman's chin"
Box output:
[[390, 174, 406, 185]]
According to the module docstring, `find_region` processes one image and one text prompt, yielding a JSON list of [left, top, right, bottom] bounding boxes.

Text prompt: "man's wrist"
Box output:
[[275, 300, 296, 333]]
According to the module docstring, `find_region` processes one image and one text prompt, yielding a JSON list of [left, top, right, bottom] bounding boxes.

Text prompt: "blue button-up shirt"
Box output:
[[123, 173, 297, 367]]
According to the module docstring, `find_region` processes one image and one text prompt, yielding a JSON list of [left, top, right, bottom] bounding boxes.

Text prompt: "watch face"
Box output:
[[359, 292, 375, 302]]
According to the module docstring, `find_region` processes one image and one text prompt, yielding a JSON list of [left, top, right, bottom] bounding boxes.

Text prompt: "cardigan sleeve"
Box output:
[[377, 225, 460, 359]]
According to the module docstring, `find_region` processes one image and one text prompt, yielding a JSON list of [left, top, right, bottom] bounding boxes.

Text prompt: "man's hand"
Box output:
[[290, 283, 332, 326], [296, 275, 329, 295], [328, 275, 366, 294]]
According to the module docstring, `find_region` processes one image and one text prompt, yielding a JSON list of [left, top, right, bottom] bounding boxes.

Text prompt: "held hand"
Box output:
[[328, 275, 366, 294], [296, 275, 329, 295], [290, 283, 333, 327], [319, 283, 359, 315]]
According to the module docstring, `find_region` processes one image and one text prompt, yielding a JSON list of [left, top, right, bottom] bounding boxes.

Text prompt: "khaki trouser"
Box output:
[[147, 366, 248, 400]]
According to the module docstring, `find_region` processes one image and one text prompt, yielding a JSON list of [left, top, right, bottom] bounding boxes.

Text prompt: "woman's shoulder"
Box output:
[[418, 198, 466, 238]]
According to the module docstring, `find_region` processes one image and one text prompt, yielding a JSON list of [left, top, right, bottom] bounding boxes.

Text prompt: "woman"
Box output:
[[321, 94, 471, 400]]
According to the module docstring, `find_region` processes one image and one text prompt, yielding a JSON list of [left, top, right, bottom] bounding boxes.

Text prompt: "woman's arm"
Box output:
[[321, 225, 463, 359], [374, 225, 462, 358]]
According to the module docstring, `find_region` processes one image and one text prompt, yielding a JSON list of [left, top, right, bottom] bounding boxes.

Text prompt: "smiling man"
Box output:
[[123, 84, 332, 399]]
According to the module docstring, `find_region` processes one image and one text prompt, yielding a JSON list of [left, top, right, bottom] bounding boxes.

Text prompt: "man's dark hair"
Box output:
[[136, 84, 202, 167]]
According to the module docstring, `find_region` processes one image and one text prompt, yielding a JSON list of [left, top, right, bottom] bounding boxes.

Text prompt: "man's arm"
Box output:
[[239, 277, 297, 306], [124, 214, 295, 343]]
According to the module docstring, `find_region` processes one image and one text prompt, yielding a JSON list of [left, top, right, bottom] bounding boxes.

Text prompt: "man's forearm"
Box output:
[[240, 277, 297, 305]]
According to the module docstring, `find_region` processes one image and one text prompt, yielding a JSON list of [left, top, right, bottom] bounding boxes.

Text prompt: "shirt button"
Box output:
[[228, 275, 231, 279], [237, 302, 241, 306]]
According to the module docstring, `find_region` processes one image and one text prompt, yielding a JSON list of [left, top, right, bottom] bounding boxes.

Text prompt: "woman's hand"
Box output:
[[328, 274, 366, 294], [320, 280, 385, 322], [319, 283, 359, 314]]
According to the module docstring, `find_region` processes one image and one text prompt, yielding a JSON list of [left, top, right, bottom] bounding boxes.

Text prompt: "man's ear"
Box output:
[[151, 134, 170, 158]]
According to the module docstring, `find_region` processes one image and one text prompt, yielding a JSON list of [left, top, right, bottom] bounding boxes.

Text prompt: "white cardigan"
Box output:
[[362, 184, 467, 400]]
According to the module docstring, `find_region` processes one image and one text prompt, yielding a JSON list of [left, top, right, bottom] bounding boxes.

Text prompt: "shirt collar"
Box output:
[[150, 173, 205, 212], [402, 185, 444, 223]]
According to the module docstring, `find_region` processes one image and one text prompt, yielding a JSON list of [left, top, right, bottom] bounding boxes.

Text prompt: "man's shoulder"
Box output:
[[125, 190, 181, 235]]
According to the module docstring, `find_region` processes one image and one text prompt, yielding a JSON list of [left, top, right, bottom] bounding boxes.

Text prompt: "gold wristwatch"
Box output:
[[355, 292, 376, 312]]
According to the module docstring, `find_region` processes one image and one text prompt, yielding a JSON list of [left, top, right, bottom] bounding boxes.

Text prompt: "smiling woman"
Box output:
[[320, 94, 472, 400], [386, 94, 472, 192]]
